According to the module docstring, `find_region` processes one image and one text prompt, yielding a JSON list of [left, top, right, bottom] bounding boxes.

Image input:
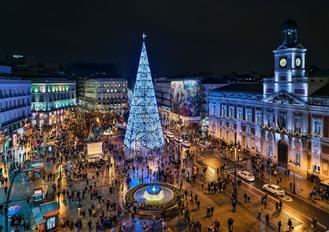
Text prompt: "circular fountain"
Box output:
[[134, 184, 174, 205], [125, 183, 180, 218]]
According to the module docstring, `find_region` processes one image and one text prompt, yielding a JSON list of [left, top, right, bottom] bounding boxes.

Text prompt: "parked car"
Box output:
[[237, 171, 255, 181], [174, 137, 183, 143], [181, 141, 191, 147], [262, 184, 285, 197], [166, 134, 174, 139]]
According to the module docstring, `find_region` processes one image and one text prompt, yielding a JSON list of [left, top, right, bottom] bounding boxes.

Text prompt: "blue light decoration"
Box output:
[[124, 34, 165, 150]]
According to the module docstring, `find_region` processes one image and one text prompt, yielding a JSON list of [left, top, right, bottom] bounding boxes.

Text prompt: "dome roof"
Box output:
[[281, 19, 298, 30]]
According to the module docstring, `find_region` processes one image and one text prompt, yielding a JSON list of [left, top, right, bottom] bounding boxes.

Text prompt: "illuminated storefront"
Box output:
[[31, 78, 76, 127], [0, 77, 31, 162]]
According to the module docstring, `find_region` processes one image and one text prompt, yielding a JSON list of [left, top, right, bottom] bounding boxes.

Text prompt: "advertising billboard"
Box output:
[[171, 80, 201, 117]]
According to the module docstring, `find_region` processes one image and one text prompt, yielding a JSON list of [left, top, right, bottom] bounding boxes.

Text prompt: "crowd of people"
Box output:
[[310, 183, 329, 201], [1, 110, 327, 232]]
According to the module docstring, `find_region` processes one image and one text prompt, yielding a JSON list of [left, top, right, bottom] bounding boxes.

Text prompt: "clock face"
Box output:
[[279, 58, 287, 67], [295, 57, 301, 67]]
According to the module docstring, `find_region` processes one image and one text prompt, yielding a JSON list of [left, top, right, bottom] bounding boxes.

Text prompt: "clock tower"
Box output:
[[264, 20, 308, 101]]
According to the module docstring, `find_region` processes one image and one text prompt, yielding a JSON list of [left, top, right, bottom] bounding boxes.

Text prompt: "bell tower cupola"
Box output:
[[264, 19, 308, 102]]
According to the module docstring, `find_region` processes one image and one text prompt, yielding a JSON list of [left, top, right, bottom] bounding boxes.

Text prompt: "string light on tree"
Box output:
[[124, 34, 164, 151]]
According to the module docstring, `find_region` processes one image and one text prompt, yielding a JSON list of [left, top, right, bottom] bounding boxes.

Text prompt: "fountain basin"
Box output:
[[125, 183, 180, 218], [134, 185, 173, 204], [145, 185, 161, 195]]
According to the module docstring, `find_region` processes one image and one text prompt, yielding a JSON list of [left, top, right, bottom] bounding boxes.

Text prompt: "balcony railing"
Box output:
[[0, 92, 31, 99], [0, 104, 30, 112], [1, 116, 28, 128]]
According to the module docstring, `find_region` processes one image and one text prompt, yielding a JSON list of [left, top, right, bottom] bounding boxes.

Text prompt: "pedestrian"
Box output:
[[287, 218, 293, 230], [279, 200, 283, 210], [257, 210, 262, 221], [87, 219, 92, 232], [227, 218, 234, 232], [265, 214, 270, 225], [275, 202, 279, 212], [312, 217, 317, 229], [263, 198, 267, 209], [232, 200, 236, 212], [244, 193, 248, 202], [277, 220, 282, 232]]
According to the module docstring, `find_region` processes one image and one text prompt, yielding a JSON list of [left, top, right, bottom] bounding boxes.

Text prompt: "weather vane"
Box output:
[[142, 33, 147, 41]]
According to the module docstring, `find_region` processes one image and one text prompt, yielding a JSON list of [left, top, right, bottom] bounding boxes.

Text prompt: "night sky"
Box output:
[[1, 0, 328, 77]]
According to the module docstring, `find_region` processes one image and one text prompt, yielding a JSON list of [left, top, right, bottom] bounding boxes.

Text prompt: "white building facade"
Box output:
[[0, 77, 31, 162], [208, 20, 329, 178], [83, 77, 128, 113]]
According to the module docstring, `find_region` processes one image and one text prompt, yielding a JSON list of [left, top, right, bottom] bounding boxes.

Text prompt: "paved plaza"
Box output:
[[0, 111, 329, 232]]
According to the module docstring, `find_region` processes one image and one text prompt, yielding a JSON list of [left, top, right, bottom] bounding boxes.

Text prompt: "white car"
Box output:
[[237, 171, 255, 181], [174, 137, 183, 143], [181, 141, 191, 147], [262, 184, 285, 197], [166, 133, 174, 138]]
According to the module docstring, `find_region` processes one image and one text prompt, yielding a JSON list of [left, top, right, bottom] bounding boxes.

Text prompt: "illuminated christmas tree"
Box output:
[[124, 34, 164, 151]]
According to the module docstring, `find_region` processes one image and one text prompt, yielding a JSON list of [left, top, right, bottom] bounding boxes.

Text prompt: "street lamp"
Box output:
[[230, 141, 241, 200], [288, 160, 299, 194], [4, 171, 19, 232]]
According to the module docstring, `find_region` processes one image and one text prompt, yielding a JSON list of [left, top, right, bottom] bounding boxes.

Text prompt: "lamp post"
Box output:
[[288, 160, 299, 194], [4, 171, 19, 232], [230, 141, 241, 198]]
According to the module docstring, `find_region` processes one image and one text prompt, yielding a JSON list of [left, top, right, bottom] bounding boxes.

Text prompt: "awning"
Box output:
[[32, 207, 45, 225], [30, 162, 44, 168], [40, 201, 59, 217]]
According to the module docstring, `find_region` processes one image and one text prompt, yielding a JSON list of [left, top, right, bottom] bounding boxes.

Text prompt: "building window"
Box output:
[[221, 105, 227, 117], [256, 111, 262, 124], [278, 113, 286, 130], [229, 106, 234, 118], [268, 113, 274, 127], [313, 165, 320, 173], [246, 127, 251, 135], [246, 109, 252, 122], [294, 118, 302, 133], [313, 120, 322, 136], [237, 108, 243, 120]]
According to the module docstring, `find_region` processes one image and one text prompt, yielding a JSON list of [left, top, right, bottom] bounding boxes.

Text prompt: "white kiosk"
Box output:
[[87, 142, 104, 163]]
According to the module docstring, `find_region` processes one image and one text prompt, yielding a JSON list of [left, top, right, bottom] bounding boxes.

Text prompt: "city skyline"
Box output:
[[0, 1, 329, 77]]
